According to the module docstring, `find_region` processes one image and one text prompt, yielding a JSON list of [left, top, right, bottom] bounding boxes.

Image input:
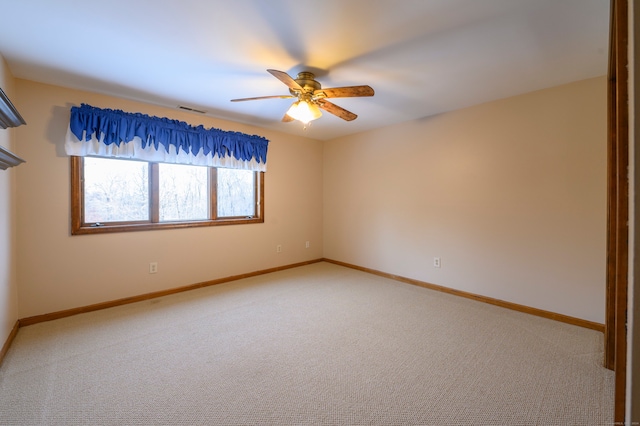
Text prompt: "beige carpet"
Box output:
[[0, 262, 614, 425]]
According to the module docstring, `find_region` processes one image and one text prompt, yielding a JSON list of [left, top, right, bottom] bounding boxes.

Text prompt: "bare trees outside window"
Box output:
[[217, 168, 255, 217], [159, 163, 209, 222], [83, 157, 149, 223], [71, 156, 264, 235]]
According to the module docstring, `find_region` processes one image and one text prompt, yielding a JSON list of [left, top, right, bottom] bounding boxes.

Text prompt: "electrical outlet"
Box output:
[[433, 257, 441, 268], [276, 244, 282, 253], [149, 262, 158, 274], [305, 241, 310, 249]]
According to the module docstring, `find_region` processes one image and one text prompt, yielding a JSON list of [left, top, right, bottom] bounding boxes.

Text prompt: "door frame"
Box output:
[[604, 0, 628, 423]]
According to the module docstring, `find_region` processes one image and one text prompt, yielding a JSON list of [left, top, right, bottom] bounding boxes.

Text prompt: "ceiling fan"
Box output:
[[231, 69, 374, 125]]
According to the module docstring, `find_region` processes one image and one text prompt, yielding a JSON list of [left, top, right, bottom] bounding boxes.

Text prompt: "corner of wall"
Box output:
[[0, 54, 20, 353]]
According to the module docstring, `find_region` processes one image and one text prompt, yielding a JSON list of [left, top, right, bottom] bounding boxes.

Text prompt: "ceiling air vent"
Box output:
[[178, 105, 207, 114]]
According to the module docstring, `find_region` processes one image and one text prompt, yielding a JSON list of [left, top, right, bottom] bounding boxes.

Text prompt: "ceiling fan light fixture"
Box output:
[[286, 100, 322, 125], [232, 69, 373, 123]]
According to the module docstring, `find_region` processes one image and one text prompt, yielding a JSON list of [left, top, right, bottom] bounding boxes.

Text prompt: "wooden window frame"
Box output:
[[70, 156, 264, 235]]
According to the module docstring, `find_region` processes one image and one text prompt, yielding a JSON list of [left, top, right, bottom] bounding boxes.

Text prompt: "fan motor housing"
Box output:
[[291, 72, 321, 94]]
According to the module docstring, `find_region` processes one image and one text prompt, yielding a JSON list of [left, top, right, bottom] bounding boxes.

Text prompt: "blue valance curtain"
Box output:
[[65, 104, 270, 171]]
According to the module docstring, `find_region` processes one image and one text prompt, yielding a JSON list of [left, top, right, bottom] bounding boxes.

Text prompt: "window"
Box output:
[[71, 156, 263, 234]]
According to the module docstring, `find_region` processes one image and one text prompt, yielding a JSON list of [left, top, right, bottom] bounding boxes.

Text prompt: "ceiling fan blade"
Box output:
[[231, 95, 294, 102], [317, 100, 357, 121], [282, 114, 295, 122], [267, 69, 303, 92], [314, 85, 374, 99]]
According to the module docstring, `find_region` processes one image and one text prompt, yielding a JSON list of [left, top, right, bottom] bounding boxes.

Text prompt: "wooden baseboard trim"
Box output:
[[323, 258, 605, 333], [0, 320, 20, 367], [19, 259, 324, 327], [17, 257, 604, 333]]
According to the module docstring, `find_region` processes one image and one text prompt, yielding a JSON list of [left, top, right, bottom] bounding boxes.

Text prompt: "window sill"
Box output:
[[72, 217, 264, 235]]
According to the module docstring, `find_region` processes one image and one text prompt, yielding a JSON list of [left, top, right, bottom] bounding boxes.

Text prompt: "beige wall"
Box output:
[[9, 75, 608, 325], [324, 77, 607, 324], [0, 55, 19, 344], [13, 80, 324, 318]]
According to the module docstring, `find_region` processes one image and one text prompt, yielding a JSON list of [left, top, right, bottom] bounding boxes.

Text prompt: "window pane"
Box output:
[[159, 163, 209, 221], [84, 157, 149, 222], [217, 168, 255, 217]]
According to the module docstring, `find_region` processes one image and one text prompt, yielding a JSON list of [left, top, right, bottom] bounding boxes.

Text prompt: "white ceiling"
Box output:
[[0, 0, 610, 141]]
